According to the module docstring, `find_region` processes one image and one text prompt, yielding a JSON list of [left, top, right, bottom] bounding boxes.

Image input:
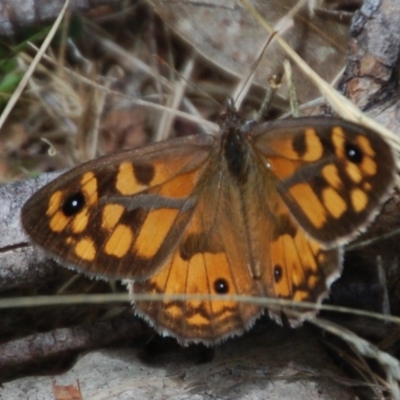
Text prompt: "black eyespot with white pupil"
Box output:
[[274, 265, 283, 283], [214, 278, 229, 294], [62, 192, 86, 216], [345, 142, 363, 164]]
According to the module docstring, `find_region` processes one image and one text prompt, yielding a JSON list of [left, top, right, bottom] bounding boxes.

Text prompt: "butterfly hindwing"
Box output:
[[263, 202, 340, 322], [133, 159, 265, 343], [228, 156, 341, 326]]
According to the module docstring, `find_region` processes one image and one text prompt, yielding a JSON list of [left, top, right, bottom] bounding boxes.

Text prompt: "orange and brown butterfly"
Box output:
[[21, 108, 396, 345]]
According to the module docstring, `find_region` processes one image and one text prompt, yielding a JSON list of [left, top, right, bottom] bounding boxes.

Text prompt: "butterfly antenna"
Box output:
[[231, 30, 278, 111], [233, 0, 309, 112]]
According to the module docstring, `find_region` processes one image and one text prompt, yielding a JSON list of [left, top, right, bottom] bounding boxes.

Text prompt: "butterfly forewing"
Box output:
[[22, 135, 215, 280], [252, 117, 395, 246]]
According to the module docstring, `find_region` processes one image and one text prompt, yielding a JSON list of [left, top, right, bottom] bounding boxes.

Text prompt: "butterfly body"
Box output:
[[22, 115, 396, 344]]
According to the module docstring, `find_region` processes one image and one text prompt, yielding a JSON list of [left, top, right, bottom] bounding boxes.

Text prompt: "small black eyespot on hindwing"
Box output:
[[345, 142, 363, 164], [214, 278, 229, 294], [274, 265, 283, 283], [62, 192, 86, 216]]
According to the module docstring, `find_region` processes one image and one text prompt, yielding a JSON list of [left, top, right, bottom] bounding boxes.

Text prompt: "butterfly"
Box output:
[[21, 110, 396, 345]]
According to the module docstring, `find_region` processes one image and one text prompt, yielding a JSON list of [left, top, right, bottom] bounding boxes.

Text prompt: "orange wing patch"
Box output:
[[133, 208, 180, 259], [301, 128, 323, 161], [115, 162, 148, 195], [74, 237, 97, 261], [321, 187, 347, 219], [104, 224, 134, 258], [80, 172, 98, 205], [288, 183, 328, 229], [101, 204, 124, 230]]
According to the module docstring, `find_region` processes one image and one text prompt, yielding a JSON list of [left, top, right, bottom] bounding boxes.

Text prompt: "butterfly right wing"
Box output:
[[21, 134, 215, 280]]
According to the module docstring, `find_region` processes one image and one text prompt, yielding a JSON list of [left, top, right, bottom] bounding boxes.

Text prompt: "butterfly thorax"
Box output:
[[220, 112, 255, 185], [223, 126, 250, 183]]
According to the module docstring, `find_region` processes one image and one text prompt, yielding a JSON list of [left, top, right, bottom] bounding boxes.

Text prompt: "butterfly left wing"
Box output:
[[252, 117, 396, 246]]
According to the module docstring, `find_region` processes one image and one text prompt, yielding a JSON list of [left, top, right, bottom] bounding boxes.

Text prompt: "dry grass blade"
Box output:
[[3, 292, 400, 325], [25, 39, 218, 136], [155, 56, 195, 141], [0, 0, 70, 131], [310, 318, 400, 399], [0, 293, 130, 309], [321, 338, 387, 398]]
